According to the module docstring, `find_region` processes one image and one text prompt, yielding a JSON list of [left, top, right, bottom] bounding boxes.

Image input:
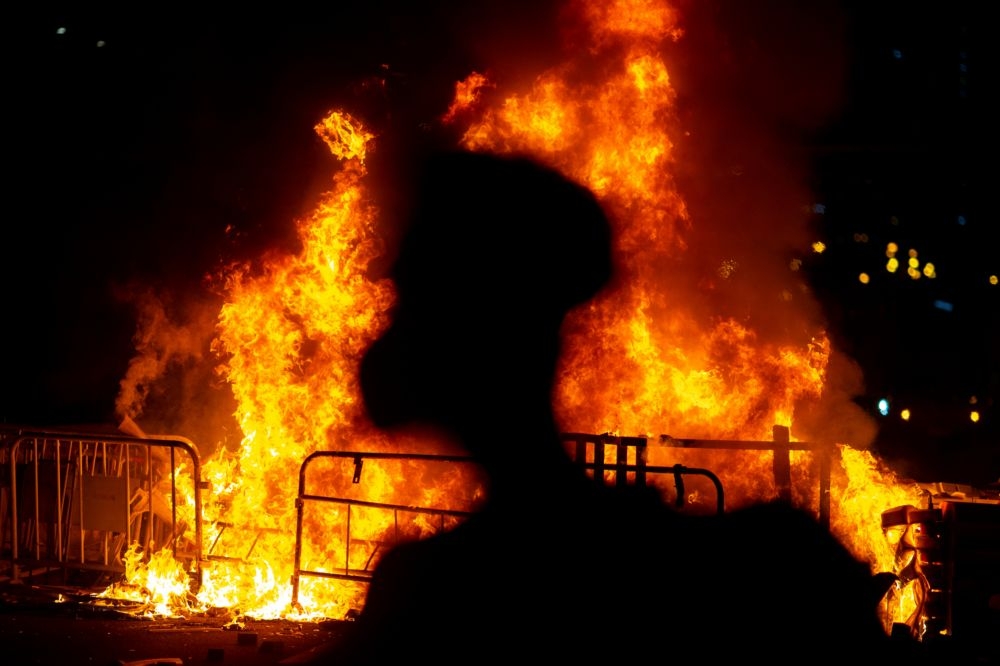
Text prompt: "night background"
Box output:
[[3, 1, 997, 486]]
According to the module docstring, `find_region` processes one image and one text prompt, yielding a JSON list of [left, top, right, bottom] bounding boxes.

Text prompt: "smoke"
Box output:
[[660, 0, 881, 446], [113, 282, 236, 453], [666, 0, 848, 333]]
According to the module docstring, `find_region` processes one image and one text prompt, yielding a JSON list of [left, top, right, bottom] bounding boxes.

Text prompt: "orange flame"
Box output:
[[109, 0, 934, 631]]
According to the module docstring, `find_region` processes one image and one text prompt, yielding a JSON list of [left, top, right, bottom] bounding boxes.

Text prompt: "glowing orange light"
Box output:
[[101, 0, 940, 631], [859, 273, 870, 284]]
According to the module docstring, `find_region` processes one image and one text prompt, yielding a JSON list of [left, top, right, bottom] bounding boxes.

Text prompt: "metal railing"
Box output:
[[290, 450, 480, 608], [289, 435, 742, 608], [0, 428, 204, 587], [655, 425, 835, 527]]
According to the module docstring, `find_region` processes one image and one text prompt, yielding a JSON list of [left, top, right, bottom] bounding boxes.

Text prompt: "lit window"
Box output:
[[900, 409, 911, 421], [859, 273, 870, 284]]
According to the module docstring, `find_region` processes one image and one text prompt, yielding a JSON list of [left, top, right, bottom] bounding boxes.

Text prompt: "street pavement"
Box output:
[[0, 585, 350, 666]]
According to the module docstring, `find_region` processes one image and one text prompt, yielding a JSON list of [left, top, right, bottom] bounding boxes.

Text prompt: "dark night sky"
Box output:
[[2, 2, 997, 486]]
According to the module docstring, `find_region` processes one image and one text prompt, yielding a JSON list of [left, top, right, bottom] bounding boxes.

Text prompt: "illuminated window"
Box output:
[[878, 399, 890, 416], [923, 263, 936, 278], [900, 408, 911, 421], [990, 275, 998, 286], [859, 272, 870, 284], [887, 258, 899, 273], [886, 242, 898, 257], [812, 242, 826, 254], [970, 411, 980, 423]]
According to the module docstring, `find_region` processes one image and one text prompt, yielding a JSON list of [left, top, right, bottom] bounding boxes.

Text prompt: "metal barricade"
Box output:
[[289, 437, 738, 609], [290, 450, 480, 608], [655, 425, 835, 527], [0, 428, 204, 587], [562, 432, 726, 514]]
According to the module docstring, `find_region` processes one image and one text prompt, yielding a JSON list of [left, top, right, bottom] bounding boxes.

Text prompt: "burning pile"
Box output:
[[103, 0, 939, 630]]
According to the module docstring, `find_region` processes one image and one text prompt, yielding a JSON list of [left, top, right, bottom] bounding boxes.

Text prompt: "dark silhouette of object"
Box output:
[[327, 150, 903, 664]]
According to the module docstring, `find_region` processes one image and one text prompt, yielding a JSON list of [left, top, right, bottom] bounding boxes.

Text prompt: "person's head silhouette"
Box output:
[[360, 150, 613, 478]]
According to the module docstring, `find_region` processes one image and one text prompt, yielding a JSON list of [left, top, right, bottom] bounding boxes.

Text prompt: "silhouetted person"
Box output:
[[328, 149, 903, 664]]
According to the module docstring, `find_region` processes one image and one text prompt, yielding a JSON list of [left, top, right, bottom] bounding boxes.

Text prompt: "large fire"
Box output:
[[102, 0, 933, 632]]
